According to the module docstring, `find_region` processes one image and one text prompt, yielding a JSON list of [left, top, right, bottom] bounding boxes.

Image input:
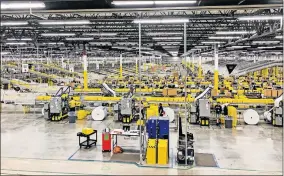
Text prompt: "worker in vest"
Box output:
[[215, 102, 222, 126], [69, 97, 76, 112], [158, 103, 164, 117]]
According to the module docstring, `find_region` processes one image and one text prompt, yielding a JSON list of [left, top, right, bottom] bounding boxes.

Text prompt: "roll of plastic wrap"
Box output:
[[243, 109, 259, 125], [91, 106, 107, 121], [163, 107, 175, 122], [264, 111, 272, 122]]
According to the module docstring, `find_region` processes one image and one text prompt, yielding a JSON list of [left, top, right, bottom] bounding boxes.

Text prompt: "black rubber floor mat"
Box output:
[[110, 153, 140, 163], [195, 153, 218, 167]]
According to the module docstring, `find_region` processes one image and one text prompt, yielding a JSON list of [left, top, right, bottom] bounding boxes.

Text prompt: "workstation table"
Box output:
[[110, 132, 145, 153], [77, 130, 98, 149]]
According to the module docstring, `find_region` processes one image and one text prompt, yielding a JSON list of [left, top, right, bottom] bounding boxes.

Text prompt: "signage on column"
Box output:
[[226, 64, 237, 74]]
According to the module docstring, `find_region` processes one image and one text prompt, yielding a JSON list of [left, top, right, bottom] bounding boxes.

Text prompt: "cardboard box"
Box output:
[[272, 90, 278, 98], [167, 89, 177, 96], [264, 89, 272, 97], [277, 89, 283, 97], [211, 89, 218, 97], [162, 89, 168, 97]]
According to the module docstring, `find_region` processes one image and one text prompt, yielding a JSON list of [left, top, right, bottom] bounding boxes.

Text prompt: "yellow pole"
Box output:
[[198, 56, 202, 78], [120, 54, 123, 78], [136, 57, 138, 74], [275, 66, 279, 79], [214, 44, 219, 92], [83, 53, 88, 90]]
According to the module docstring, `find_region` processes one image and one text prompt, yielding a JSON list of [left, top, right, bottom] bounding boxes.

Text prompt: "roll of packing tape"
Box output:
[[91, 106, 107, 121], [243, 109, 259, 125], [163, 107, 175, 122]]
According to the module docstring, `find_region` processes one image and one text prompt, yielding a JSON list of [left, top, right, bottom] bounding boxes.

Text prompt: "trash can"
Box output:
[[68, 111, 76, 123], [225, 116, 233, 128]]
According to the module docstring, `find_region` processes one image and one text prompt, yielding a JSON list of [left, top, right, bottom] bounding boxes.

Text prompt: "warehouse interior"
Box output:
[[1, 0, 283, 175]]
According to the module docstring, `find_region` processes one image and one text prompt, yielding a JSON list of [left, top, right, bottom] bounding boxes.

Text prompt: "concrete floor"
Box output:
[[1, 113, 283, 175]]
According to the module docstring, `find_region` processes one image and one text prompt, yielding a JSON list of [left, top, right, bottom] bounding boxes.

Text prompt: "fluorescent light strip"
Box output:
[[216, 31, 256, 35], [39, 20, 90, 25], [89, 42, 112, 45], [1, 1, 45, 10], [83, 33, 117, 36], [112, 1, 195, 5], [155, 1, 195, 4], [1, 52, 10, 55], [41, 33, 75, 37], [275, 36, 283, 39], [238, 15, 282, 21], [209, 36, 240, 39], [1, 21, 28, 26], [201, 41, 226, 44], [157, 42, 181, 44], [133, 18, 189, 24], [146, 32, 183, 36], [229, 46, 250, 48], [66, 37, 93, 41], [252, 41, 280, 44], [45, 42, 65, 45], [7, 38, 32, 41], [112, 1, 154, 5], [6, 42, 27, 45], [153, 37, 183, 40], [258, 46, 276, 49], [100, 37, 128, 40]]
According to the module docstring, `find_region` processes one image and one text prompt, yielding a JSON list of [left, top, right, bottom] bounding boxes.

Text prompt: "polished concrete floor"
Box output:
[[1, 113, 283, 175]]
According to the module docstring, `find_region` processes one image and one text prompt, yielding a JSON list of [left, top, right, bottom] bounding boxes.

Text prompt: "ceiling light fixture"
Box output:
[[45, 42, 65, 45], [6, 42, 27, 45], [146, 32, 183, 36], [39, 20, 90, 25], [7, 38, 32, 41], [112, 1, 195, 5], [99, 37, 128, 40], [1, 21, 28, 26], [252, 41, 280, 44], [133, 18, 189, 24], [257, 46, 276, 49], [112, 1, 154, 5], [209, 36, 240, 39], [155, 1, 195, 4], [83, 33, 117, 36], [275, 36, 283, 39], [229, 46, 250, 48], [216, 31, 256, 35], [41, 33, 76, 37], [153, 37, 183, 40], [238, 15, 282, 21], [66, 37, 93, 41], [1, 1, 45, 10], [201, 41, 226, 44]]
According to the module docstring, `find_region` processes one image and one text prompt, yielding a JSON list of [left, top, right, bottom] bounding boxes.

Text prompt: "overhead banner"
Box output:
[[226, 64, 237, 74]]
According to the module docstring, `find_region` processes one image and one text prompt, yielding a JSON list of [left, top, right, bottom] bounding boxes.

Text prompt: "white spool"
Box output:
[[163, 107, 175, 122], [91, 106, 107, 121], [243, 109, 260, 125]]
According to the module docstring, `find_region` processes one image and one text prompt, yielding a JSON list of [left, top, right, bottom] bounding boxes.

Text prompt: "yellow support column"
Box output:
[[136, 57, 138, 74], [263, 68, 269, 78], [83, 52, 88, 90], [214, 44, 219, 92], [198, 56, 202, 78], [120, 54, 123, 78], [275, 66, 279, 79]]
